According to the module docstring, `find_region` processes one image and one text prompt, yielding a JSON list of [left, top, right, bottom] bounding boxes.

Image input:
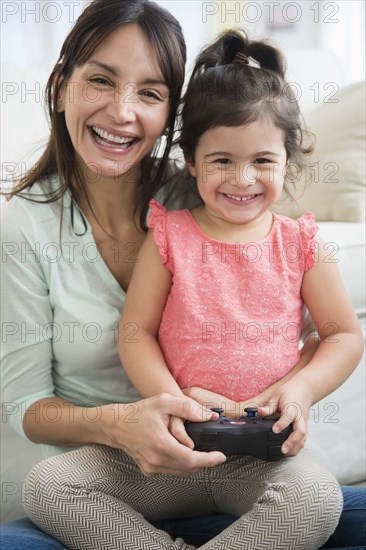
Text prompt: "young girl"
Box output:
[[120, 29, 362, 454], [118, 30, 363, 548]]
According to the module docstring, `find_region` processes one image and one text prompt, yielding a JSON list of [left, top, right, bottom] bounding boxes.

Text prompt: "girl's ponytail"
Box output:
[[190, 29, 286, 79]]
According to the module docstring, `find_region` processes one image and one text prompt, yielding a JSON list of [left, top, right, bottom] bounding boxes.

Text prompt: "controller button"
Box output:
[[244, 407, 258, 417]]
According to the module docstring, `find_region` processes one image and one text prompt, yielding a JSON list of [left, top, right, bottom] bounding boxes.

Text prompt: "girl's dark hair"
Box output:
[[179, 29, 313, 196], [6, 0, 186, 231]]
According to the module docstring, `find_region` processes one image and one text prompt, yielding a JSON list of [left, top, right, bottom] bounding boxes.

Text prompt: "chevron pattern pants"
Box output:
[[23, 445, 343, 550]]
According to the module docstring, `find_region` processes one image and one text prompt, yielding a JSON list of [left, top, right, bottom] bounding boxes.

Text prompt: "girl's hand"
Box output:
[[182, 386, 274, 418], [258, 380, 314, 457], [99, 393, 226, 476]]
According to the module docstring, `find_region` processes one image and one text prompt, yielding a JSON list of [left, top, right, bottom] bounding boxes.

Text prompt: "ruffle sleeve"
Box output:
[[148, 199, 169, 267], [298, 212, 319, 271]]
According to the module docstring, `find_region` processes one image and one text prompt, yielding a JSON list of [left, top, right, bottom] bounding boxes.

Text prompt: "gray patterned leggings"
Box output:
[[23, 445, 342, 550]]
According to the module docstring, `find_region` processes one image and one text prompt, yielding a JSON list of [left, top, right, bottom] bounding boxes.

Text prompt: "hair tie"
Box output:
[[233, 52, 261, 69]]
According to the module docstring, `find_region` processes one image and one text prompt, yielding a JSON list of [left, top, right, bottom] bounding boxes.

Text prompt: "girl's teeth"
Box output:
[[92, 126, 134, 145], [225, 194, 255, 201]]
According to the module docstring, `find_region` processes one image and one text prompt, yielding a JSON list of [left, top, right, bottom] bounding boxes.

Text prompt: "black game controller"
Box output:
[[185, 407, 292, 461]]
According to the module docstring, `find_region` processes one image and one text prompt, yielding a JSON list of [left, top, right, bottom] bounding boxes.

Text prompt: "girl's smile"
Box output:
[[220, 191, 263, 205]]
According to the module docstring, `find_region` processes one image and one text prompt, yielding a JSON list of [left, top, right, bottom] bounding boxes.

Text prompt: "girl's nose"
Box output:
[[230, 162, 257, 187]]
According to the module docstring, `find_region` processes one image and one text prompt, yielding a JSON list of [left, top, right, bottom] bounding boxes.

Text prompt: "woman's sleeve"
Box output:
[[1, 199, 56, 438]]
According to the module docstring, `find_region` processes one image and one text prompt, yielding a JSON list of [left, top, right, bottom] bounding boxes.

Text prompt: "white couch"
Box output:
[[1, 53, 365, 524]]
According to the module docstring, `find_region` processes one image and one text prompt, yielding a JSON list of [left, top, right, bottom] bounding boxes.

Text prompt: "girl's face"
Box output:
[[58, 24, 170, 181], [187, 118, 287, 227]]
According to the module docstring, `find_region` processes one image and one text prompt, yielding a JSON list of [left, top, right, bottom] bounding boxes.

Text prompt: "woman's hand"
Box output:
[[258, 379, 314, 457], [99, 393, 226, 476], [169, 415, 196, 448]]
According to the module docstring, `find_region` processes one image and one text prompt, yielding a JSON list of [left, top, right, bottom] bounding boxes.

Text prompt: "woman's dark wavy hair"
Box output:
[[179, 29, 313, 198], [5, 0, 186, 232]]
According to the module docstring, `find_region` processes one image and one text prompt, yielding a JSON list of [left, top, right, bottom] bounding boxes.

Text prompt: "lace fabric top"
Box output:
[[148, 199, 318, 401]]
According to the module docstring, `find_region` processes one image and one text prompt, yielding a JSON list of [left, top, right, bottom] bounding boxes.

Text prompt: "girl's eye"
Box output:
[[214, 158, 231, 165], [254, 158, 270, 164]]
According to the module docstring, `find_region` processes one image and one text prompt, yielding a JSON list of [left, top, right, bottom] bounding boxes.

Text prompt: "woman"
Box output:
[[1, 0, 364, 548]]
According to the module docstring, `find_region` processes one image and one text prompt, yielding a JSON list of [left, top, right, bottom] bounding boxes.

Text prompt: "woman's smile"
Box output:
[[89, 125, 140, 152]]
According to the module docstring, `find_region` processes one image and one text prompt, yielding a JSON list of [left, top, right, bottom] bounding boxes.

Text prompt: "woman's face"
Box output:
[[58, 24, 170, 181]]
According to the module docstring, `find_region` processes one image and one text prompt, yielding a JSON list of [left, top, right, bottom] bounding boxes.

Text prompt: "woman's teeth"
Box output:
[[225, 193, 256, 201], [92, 126, 134, 148]]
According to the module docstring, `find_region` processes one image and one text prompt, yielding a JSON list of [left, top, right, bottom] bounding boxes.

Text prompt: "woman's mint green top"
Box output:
[[1, 176, 141, 456]]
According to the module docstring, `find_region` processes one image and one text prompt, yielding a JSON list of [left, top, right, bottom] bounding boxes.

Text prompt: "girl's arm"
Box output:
[[261, 233, 363, 455], [119, 231, 202, 448], [290, 233, 363, 401], [119, 230, 183, 399]]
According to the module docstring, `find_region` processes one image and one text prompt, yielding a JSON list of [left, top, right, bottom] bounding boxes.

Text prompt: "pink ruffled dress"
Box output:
[[148, 199, 318, 401]]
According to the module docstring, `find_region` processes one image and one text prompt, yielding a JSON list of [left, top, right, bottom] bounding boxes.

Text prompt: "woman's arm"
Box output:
[[24, 395, 225, 475], [1, 201, 108, 450], [119, 230, 183, 399], [24, 231, 202, 456]]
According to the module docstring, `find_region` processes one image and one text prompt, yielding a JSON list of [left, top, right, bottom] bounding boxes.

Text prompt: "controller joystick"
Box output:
[[211, 407, 225, 417], [244, 407, 258, 418], [185, 408, 292, 461]]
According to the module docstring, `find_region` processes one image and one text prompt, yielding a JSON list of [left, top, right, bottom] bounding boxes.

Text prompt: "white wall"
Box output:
[[2, 1, 364, 79], [1, 0, 365, 173]]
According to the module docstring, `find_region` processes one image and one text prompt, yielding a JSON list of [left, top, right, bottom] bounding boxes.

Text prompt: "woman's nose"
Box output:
[[109, 83, 138, 123]]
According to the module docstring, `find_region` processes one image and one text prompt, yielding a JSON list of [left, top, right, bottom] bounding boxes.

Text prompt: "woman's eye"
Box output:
[[88, 77, 111, 87], [139, 90, 162, 102], [254, 157, 270, 164]]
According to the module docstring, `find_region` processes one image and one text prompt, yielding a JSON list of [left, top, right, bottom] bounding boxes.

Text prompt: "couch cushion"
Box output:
[[317, 221, 365, 317], [273, 81, 365, 222], [306, 317, 365, 485]]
